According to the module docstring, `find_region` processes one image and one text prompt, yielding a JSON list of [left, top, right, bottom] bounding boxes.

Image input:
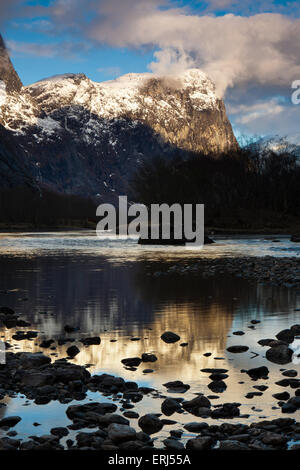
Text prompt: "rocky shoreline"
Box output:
[[151, 256, 300, 290], [1, 302, 300, 451]]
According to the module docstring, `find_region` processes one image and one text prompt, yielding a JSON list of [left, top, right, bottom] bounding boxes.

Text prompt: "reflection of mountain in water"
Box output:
[[0, 253, 298, 385]]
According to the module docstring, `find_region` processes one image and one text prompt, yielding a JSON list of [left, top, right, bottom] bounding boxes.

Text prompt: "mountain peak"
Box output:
[[0, 34, 23, 94]]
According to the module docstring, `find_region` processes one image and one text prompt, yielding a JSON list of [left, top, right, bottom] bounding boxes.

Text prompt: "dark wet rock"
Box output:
[[245, 392, 263, 399], [163, 380, 190, 393], [251, 320, 261, 324], [211, 403, 240, 419], [39, 339, 55, 348], [130, 337, 141, 341], [64, 325, 79, 333], [282, 369, 297, 377], [66, 345, 80, 358], [201, 368, 228, 374], [121, 357, 142, 367], [246, 366, 269, 380], [209, 373, 228, 381], [180, 343, 188, 347], [161, 398, 182, 416], [141, 353, 157, 362], [266, 345, 293, 364], [261, 431, 288, 447], [107, 423, 136, 442], [161, 419, 177, 425], [12, 331, 38, 341], [136, 431, 152, 443], [143, 369, 154, 374], [258, 339, 274, 346], [268, 340, 287, 347], [203, 352, 211, 356], [16, 320, 31, 327], [170, 430, 183, 438], [163, 438, 184, 451], [233, 331, 245, 336], [18, 352, 51, 368], [139, 387, 155, 394], [186, 436, 213, 451], [227, 345, 249, 353], [21, 371, 55, 387], [97, 414, 130, 426], [182, 395, 211, 414], [279, 402, 296, 414], [276, 329, 295, 344], [253, 385, 268, 391], [0, 307, 15, 315], [219, 440, 249, 450], [0, 416, 21, 428], [80, 337, 101, 346], [35, 396, 51, 405], [138, 414, 163, 434], [283, 396, 300, 411], [290, 324, 300, 334], [66, 402, 117, 422], [275, 378, 300, 388], [208, 381, 227, 393], [184, 422, 209, 433], [0, 437, 21, 450], [123, 411, 139, 419], [273, 392, 290, 401], [161, 331, 180, 343], [50, 427, 69, 437]]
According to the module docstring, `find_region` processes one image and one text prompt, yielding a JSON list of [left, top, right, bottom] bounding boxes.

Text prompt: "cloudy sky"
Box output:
[[1, 0, 300, 141]]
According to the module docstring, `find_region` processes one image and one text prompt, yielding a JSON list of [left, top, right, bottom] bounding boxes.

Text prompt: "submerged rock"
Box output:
[[121, 357, 142, 367], [161, 398, 182, 416], [66, 345, 80, 358], [141, 353, 157, 362], [227, 345, 249, 353], [163, 380, 190, 393], [80, 337, 101, 346], [0, 416, 21, 428], [246, 366, 269, 380], [160, 331, 180, 343]]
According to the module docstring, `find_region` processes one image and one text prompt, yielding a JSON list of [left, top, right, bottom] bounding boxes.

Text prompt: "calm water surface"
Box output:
[[0, 231, 300, 447]]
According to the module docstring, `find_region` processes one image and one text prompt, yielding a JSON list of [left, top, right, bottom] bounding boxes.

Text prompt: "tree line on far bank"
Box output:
[[130, 143, 300, 231]]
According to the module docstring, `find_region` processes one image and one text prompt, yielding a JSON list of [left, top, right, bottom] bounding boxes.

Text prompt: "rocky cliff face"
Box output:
[[0, 35, 22, 94], [0, 34, 238, 200]]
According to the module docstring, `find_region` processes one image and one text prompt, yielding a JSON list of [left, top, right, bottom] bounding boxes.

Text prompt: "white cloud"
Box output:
[[7, 39, 90, 59]]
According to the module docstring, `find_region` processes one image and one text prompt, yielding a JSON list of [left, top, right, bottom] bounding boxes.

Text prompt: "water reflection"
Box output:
[[0, 234, 300, 442]]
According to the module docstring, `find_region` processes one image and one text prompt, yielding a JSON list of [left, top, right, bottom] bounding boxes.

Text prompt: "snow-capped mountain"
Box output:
[[0, 34, 238, 199]]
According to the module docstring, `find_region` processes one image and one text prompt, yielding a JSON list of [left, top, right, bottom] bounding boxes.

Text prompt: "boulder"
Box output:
[[276, 329, 295, 344], [107, 423, 136, 442], [160, 331, 180, 343], [138, 414, 163, 434], [266, 345, 293, 365]]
